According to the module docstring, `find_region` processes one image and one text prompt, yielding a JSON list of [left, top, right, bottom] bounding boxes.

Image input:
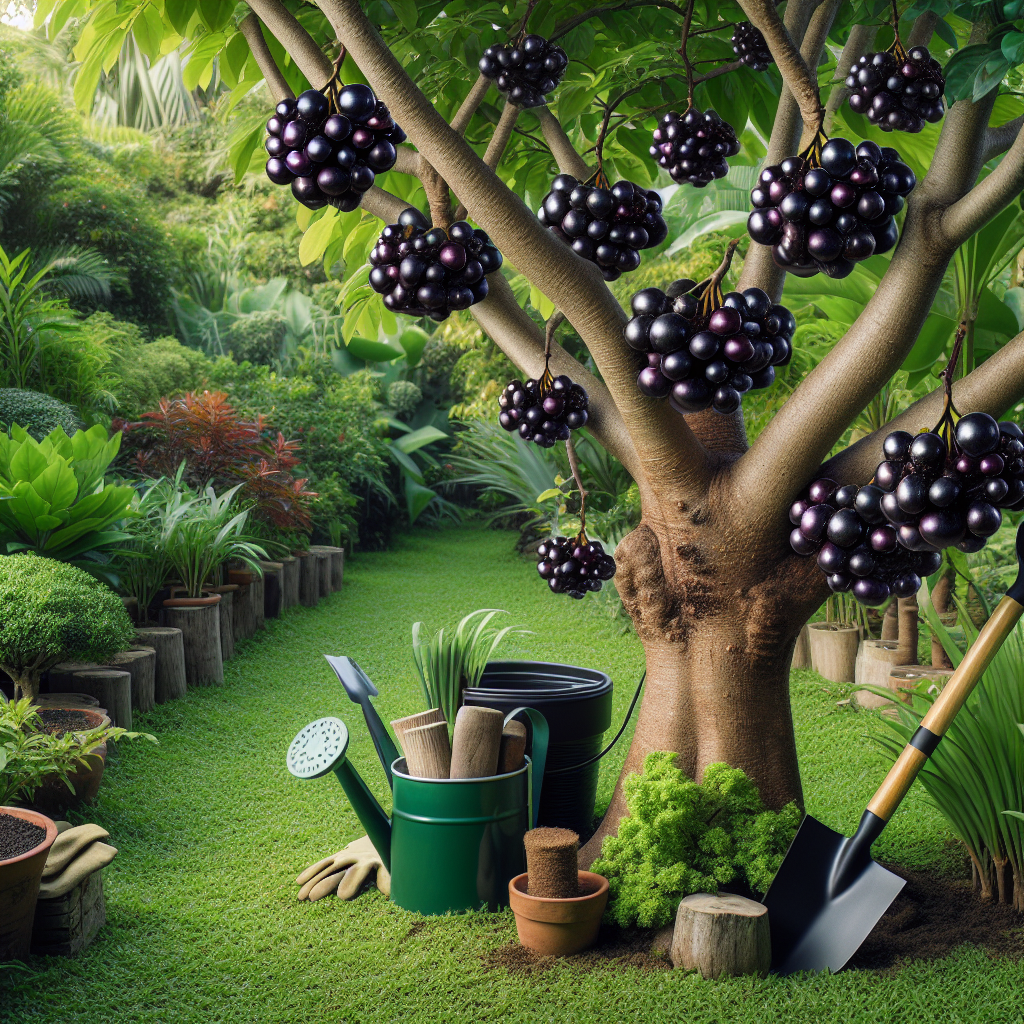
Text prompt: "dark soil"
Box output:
[[35, 708, 92, 736], [849, 865, 1024, 971], [0, 812, 46, 861]]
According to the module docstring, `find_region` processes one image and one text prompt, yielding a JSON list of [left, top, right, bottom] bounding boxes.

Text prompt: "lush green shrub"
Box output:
[[225, 310, 288, 366], [591, 752, 801, 928], [0, 388, 80, 439], [387, 379, 423, 419], [0, 553, 135, 700]]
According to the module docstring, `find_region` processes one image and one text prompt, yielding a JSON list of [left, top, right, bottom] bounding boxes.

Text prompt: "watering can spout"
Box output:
[[286, 716, 392, 873]]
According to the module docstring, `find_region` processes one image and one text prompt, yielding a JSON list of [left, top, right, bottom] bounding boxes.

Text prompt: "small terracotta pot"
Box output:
[[509, 870, 609, 956], [32, 707, 111, 812], [0, 806, 57, 961], [163, 590, 222, 608], [227, 569, 256, 586]]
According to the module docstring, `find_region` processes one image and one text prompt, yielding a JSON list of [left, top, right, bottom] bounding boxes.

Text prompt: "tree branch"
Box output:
[[941, 126, 1024, 246], [358, 185, 408, 223], [238, 12, 293, 101], [535, 106, 591, 179], [453, 101, 520, 221], [984, 114, 1024, 163], [823, 23, 877, 134], [551, 0, 686, 40], [734, 0, 823, 132], [822, 329, 1024, 485], [245, 0, 334, 87], [392, 145, 422, 176], [907, 11, 939, 48], [312, 0, 713, 497], [451, 74, 491, 136]]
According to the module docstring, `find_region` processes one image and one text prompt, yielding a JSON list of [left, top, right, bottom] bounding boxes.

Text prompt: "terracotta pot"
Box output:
[[0, 806, 57, 961], [509, 870, 609, 956], [227, 569, 256, 586], [163, 590, 222, 608], [32, 707, 111, 813]]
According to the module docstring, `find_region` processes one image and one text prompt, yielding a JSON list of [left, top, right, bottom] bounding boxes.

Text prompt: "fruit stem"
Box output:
[[935, 322, 966, 444], [566, 435, 588, 537], [514, 0, 539, 42], [697, 237, 741, 318], [544, 310, 565, 361]]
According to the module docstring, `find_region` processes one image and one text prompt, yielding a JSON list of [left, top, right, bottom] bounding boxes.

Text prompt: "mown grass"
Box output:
[[3, 526, 1022, 1024]]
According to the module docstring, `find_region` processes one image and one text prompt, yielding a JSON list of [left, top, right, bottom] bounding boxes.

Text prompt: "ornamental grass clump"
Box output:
[[591, 752, 801, 928], [0, 554, 135, 701]]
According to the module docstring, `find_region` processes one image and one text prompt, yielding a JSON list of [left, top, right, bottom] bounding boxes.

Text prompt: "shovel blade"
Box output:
[[764, 815, 905, 975], [326, 655, 379, 701]]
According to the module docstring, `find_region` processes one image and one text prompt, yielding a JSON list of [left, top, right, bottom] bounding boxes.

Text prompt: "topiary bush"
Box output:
[[0, 553, 135, 700], [0, 389, 80, 440], [591, 752, 801, 928], [387, 379, 423, 419], [225, 310, 288, 366]]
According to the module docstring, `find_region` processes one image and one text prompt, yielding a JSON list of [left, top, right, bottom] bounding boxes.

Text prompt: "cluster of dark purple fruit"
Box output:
[[498, 374, 590, 447], [650, 108, 741, 188], [368, 209, 503, 321], [846, 44, 945, 134], [789, 477, 942, 605], [536, 534, 616, 599], [732, 22, 773, 72], [747, 136, 916, 278], [538, 175, 668, 281], [265, 85, 405, 211], [624, 276, 795, 415], [478, 33, 569, 108]]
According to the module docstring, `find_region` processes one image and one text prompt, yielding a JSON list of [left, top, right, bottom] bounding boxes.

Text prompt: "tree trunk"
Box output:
[[165, 606, 223, 687], [930, 570, 955, 669], [897, 595, 919, 665], [134, 627, 186, 704], [881, 600, 899, 641], [71, 670, 132, 730]]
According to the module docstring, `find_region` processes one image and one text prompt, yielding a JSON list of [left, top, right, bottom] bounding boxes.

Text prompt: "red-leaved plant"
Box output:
[[117, 391, 315, 533]]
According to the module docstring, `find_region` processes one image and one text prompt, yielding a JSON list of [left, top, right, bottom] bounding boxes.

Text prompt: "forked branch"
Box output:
[[535, 107, 591, 179], [238, 13, 293, 100], [246, 0, 334, 87]]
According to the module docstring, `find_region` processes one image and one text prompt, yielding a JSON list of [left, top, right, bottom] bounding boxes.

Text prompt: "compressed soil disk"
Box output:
[[35, 709, 92, 736], [483, 926, 672, 976], [0, 812, 46, 860], [524, 827, 579, 898]]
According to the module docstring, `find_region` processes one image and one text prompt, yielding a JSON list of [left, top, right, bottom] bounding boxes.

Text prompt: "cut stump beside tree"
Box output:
[[671, 893, 771, 979], [280, 556, 299, 610], [164, 606, 223, 687], [297, 552, 319, 608], [807, 623, 860, 683], [134, 627, 186, 704], [70, 670, 132, 731], [233, 584, 257, 644]]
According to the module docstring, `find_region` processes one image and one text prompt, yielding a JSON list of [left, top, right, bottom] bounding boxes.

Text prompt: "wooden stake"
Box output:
[[391, 708, 446, 745], [671, 893, 770, 978], [450, 705, 503, 779], [400, 721, 452, 779], [498, 720, 527, 774]]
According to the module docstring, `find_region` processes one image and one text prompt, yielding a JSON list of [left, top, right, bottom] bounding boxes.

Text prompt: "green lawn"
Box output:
[[3, 526, 1022, 1024]]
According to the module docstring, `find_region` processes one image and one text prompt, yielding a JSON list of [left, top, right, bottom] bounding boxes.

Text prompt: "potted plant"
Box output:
[[0, 696, 153, 960], [0, 554, 136, 702]]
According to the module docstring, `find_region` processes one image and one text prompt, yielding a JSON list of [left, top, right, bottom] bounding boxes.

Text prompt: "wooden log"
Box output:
[[71, 670, 132, 730], [853, 639, 903, 710], [524, 827, 579, 898], [297, 551, 319, 608], [400, 721, 451, 779], [790, 624, 811, 670], [251, 572, 265, 633], [165, 605, 223, 687], [498, 720, 527, 774], [329, 547, 344, 590], [280, 556, 299, 610], [260, 561, 284, 619], [807, 623, 860, 683], [391, 708, 446, 748], [32, 869, 106, 957], [308, 547, 332, 599], [46, 661, 99, 691], [108, 647, 156, 714], [134, 627, 187, 703], [889, 665, 954, 703], [671, 893, 771, 979], [216, 588, 235, 661], [450, 705, 504, 779]]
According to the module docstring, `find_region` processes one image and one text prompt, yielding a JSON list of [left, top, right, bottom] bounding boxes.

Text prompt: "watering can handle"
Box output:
[[504, 707, 548, 829]]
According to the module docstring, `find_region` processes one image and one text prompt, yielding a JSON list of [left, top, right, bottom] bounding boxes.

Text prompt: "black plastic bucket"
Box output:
[[463, 660, 613, 837]]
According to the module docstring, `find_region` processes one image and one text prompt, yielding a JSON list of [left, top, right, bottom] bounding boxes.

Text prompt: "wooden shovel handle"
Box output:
[[866, 594, 1024, 823]]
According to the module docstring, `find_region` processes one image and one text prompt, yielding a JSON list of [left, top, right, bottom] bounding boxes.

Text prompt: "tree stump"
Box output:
[[251, 572, 265, 633], [233, 583, 257, 644], [297, 552, 319, 608], [671, 893, 770, 979], [280, 556, 299, 610], [71, 670, 132, 730], [309, 547, 332, 598], [109, 647, 156, 714], [165, 605, 223, 687], [853, 639, 903, 709], [216, 588, 235, 661], [807, 623, 860, 683], [260, 561, 284, 619], [46, 662, 99, 692], [329, 547, 344, 590], [134, 627, 186, 704]]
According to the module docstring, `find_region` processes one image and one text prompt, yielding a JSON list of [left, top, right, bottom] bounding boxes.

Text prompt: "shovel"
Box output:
[[765, 520, 1024, 975], [324, 655, 401, 789]]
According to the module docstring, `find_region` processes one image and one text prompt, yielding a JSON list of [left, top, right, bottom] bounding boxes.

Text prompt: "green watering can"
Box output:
[[286, 707, 548, 915]]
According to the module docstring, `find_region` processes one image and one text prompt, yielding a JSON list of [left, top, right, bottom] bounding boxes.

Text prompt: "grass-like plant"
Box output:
[[0, 553, 136, 701], [874, 586, 1024, 911], [412, 609, 530, 727]]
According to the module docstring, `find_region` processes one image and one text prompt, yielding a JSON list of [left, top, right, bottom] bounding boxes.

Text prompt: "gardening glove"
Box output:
[[38, 841, 118, 900], [295, 834, 390, 901], [42, 823, 110, 878]]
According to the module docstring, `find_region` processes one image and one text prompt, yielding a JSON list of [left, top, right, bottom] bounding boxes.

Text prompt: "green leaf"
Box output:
[[386, 444, 425, 483], [394, 425, 447, 454], [165, 0, 197, 37], [298, 207, 340, 266], [198, 0, 233, 32], [1001, 31, 1024, 65], [943, 43, 997, 102], [902, 312, 957, 373], [536, 488, 564, 502], [405, 478, 436, 523], [398, 326, 430, 367], [73, 46, 106, 114], [389, 0, 419, 30], [346, 335, 404, 362]]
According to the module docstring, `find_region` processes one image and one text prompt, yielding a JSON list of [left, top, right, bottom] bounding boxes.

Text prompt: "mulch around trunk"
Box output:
[[0, 812, 46, 861], [35, 708, 93, 736]]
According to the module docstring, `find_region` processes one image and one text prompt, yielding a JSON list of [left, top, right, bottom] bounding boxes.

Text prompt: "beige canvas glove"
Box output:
[[42, 823, 110, 878], [295, 834, 390, 901], [38, 841, 117, 899]]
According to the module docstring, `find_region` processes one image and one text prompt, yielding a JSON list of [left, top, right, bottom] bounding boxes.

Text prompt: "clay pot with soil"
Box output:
[[808, 622, 860, 683], [31, 708, 112, 814], [0, 807, 58, 961]]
